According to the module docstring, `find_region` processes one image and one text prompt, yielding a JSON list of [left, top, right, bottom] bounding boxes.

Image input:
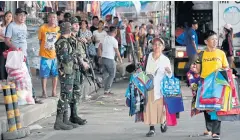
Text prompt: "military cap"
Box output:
[[70, 17, 79, 24], [59, 22, 72, 34]]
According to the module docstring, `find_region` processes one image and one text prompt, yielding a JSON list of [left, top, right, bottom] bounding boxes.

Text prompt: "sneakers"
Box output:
[[146, 130, 155, 137], [212, 135, 220, 140]]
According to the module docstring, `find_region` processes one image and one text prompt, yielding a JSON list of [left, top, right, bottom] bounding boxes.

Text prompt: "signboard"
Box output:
[[192, 2, 213, 10]]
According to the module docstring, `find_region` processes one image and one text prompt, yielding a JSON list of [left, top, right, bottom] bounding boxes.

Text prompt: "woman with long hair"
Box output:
[[0, 11, 13, 81], [221, 24, 234, 67]]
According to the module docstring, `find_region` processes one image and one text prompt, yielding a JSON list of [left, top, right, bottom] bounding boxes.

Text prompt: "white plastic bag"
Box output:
[[17, 63, 35, 105], [7, 62, 35, 105], [5, 51, 24, 69]]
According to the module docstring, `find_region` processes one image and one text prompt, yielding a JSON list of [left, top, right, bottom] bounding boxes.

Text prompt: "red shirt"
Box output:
[[126, 25, 134, 44]]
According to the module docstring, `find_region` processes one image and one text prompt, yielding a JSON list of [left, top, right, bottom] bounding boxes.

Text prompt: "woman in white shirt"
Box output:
[[144, 38, 172, 137], [93, 20, 107, 72], [0, 11, 13, 81]]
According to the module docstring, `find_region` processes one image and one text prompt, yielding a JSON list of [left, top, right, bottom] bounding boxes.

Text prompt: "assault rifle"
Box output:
[[80, 41, 101, 93], [70, 36, 99, 93]]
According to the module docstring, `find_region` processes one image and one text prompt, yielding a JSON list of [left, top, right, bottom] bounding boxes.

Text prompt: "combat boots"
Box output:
[[69, 103, 87, 125], [63, 110, 79, 128], [54, 111, 73, 130]]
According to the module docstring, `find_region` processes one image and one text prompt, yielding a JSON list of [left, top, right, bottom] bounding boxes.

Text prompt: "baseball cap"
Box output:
[[192, 19, 198, 25], [224, 23, 232, 30], [15, 8, 27, 15]]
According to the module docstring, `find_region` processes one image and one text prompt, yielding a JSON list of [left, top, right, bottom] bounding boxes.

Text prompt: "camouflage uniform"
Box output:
[[67, 17, 87, 125], [54, 22, 79, 130]]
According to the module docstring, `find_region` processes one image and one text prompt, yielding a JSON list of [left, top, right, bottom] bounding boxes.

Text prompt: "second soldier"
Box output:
[[54, 21, 88, 130]]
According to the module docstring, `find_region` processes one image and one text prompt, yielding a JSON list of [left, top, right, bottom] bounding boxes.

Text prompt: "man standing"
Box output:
[[54, 22, 79, 130], [90, 16, 99, 33], [68, 17, 88, 125], [5, 8, 42, 104], [98, 26, 122, 95], [185, 20, 199, 70], [38, 12, 60, 98], [126, 20, 135, 62]]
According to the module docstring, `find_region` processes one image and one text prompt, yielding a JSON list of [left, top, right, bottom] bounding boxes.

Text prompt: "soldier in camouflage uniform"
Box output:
[[68, 17, 88, 125], [54, 22, 80, 130]]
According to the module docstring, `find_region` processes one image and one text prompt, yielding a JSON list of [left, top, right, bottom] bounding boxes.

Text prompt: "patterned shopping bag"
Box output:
[[161, 75, 181, 96]]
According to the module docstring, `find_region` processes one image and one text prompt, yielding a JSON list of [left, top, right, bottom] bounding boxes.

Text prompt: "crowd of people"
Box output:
[[0, 8, 162, 103], [0, 7, 236, 140]]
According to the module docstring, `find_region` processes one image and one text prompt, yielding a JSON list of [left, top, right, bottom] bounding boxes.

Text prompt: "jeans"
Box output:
[[204, 111, 221, 135], [25, 57, 36, 98], [102, 57, 116, 92]]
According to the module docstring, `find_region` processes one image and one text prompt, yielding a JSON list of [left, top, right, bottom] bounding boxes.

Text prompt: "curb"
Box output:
[[0, 98, 57, 140], [0, 79, 98, 140]]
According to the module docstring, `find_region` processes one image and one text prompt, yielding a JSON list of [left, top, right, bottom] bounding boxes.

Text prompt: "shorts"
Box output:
[[40, 57, 58, 78]]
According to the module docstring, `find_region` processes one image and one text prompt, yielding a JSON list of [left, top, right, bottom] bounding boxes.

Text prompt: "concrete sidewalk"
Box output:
[[0, 75, 98, 139]]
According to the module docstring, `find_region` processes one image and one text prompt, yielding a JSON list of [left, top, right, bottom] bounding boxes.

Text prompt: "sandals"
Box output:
[[51, 93, 57, 97], [146, 130, 155, 137], [160, 121, 168, 133], [41, 94, 48, 98], [212, 135, 220, 140], [34, 97, 43, 104], [203, 131, 212, 136], [104, 92, 114, 96]]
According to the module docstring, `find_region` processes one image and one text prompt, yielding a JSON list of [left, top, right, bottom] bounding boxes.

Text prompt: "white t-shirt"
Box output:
[[93, 30, 107, 48], [102, 35, 118, 60]]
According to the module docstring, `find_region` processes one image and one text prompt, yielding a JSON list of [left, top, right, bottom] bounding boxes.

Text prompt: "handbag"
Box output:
[[164, 94, 184, 114]]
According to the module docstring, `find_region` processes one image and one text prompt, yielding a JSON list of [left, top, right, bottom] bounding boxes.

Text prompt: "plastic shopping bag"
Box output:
[[161, 75, 181, 96], [5, 51, 24, 69], [9, 63, 35, 105], [166, 105, 177, 126], [164, 95, 184, 114]]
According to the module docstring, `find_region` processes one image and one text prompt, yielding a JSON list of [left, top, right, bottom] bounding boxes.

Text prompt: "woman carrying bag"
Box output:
[[143, 38, 172, 137]]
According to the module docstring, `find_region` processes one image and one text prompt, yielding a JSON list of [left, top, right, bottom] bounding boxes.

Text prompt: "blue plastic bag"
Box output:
[[161, 75, 181, 96], [164, 95, 184, 114]]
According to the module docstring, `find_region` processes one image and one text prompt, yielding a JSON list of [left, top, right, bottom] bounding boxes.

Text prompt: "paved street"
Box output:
[[19, 80, 240, 140]]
